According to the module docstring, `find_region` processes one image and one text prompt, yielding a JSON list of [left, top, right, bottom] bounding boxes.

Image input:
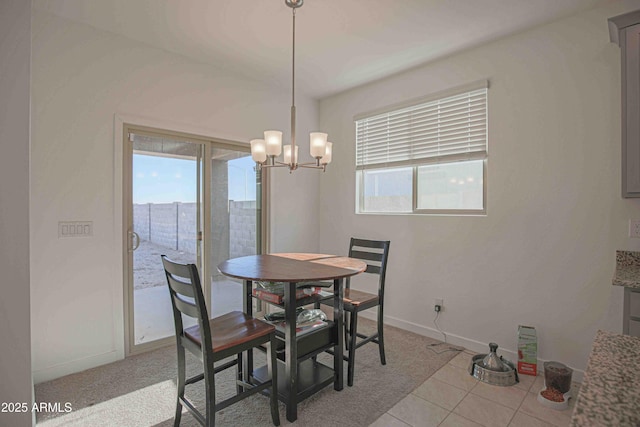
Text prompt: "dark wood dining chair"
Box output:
[[316, 238, 391, 386], [161, 255, 280, 427]]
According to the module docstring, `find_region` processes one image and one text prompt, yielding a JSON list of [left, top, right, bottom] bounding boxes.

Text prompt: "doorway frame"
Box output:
[[115, 114, 269, 357]]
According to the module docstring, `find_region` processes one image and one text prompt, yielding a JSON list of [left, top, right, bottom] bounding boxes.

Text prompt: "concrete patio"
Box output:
[[132, 240, 244, 345], [133, 278, 243, 345]]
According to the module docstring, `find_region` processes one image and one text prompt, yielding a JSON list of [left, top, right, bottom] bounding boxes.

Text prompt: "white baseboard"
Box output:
[[358, 311, 585, 383], [32, 350, 122, 384], [33, 313, 585, 384]]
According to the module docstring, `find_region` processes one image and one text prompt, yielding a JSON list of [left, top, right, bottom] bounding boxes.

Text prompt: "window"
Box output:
[[355, 81, 488, 214]]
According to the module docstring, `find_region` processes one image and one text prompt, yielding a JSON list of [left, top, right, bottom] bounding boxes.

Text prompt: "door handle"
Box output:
[[129, 231, 140, 252]]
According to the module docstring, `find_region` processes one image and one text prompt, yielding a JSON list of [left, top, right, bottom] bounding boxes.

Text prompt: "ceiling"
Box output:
[[33, 0, 608, 99]]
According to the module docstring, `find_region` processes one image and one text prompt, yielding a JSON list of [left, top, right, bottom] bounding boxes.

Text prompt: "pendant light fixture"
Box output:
[[250, 0, 333, 172]]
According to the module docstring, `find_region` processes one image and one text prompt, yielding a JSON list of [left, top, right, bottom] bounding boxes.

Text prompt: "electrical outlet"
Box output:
[[434, 298, 443, 312], [630, 220, 640, 238]]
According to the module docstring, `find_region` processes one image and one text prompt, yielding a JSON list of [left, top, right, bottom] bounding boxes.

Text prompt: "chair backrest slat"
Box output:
[[162, 257, 193, 278], [364, 264, 381, 275], [351, 238, 388, 249], [350, 250, 384, 263], [166, 274, 196, 298], [172, 293, 200, 319]]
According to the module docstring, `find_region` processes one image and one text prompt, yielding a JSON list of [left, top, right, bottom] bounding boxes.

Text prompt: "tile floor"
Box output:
[[370, 349, 579, 427]]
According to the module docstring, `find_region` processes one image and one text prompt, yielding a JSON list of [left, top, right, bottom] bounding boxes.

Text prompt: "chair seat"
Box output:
[[344, 288, 379, 308], [320, 288, 380, 309], [185, 310, 275, 353]]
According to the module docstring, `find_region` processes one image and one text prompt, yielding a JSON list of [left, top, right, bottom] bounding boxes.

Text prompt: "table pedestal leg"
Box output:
[[285, 281, 298, 422], [334, 278, 344, 391], [242, 279, 253, 388]]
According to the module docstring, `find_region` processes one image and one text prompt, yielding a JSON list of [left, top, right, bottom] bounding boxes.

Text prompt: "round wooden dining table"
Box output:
[[218, 253, 366, 422]]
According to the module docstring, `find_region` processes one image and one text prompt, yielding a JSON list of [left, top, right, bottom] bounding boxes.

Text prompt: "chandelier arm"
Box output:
[[298, 163, 327, 171], [259, 163, 289, 169]]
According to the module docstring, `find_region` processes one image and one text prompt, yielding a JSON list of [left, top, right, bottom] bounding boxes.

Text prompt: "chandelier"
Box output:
[[250, 0, 333, 172]]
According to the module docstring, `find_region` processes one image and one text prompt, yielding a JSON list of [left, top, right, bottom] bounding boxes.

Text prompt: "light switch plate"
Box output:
[[59, 221, 93, 238]]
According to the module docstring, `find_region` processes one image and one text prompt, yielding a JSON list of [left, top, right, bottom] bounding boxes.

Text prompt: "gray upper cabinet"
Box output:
[[610, 11, 640, 197]]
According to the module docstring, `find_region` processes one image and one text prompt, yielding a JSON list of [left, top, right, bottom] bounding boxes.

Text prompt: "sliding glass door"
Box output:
[[124, 126, 264, 354]]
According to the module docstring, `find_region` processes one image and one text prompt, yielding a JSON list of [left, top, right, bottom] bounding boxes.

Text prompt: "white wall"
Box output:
[[30, 11, 319, 382], [318, 0, 640, 376], [0, 0, 33, 425]]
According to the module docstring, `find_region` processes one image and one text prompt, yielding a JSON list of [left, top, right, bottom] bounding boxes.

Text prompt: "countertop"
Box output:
[[570, 330, 640, 426], [612, 250, 640, 289]]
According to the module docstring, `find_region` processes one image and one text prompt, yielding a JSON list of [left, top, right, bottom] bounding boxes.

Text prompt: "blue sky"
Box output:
[[133, 154, 256, 203]]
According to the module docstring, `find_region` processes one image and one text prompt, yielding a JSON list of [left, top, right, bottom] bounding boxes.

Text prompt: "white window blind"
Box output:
[[356, 87, 487, 170]]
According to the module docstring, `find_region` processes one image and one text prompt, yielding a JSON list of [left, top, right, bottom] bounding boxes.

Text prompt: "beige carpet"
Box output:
[[35, 319, 460, 427]]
